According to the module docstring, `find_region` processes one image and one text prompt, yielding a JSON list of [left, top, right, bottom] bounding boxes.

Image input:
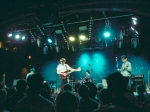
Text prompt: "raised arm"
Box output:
[[66, 64, 81, 72]]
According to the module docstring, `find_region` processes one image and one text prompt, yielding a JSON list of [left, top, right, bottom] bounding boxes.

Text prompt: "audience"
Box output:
[[41, 82, 55, 103], [4, 79, 27, 112], [96, 83, 103, 94], [105, 72, 140, 112], [85, 82, 99, 103], [0, 83, 7, 111], [6, 86, 16, 99], [56, 90, 78, 112], [0, 71, 150, 112], [15, 73, 55, 112], [78, 84, 99, 112], [136, 84, 148, 105], [74, 83, 82, 101]]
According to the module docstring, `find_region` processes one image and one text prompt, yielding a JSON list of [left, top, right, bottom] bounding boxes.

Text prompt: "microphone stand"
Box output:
[[89, 65, 94, 82], [116, 57, 119, 69]]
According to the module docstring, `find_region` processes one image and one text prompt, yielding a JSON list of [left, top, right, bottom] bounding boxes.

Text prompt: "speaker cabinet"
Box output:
[[130, 74, 144, 92]]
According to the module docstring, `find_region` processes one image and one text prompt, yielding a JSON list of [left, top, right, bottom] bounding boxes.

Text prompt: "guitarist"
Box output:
[[56, 58, 81, 89], [118, 55, 132, 87]]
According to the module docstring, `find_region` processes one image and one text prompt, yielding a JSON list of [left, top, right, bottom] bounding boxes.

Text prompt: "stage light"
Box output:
[[79, 35, 86, 40], [22, 36, 25, 40], [104, 31, 110, 38], [133, 20, 137, 25], [8, 33, 12, 37], [132, 17, 137, 25], [15, 34, 20, 39], [48, 38, 52, 43], [116, 30, 123, 48], [132, 17, 137, 20], [135, 31, 138, 34], [79, 26, 87, 31], [37, 37, 41, 47], [131, 38, 139, 48], [131, 27, 134, 31], [69, 37, 75, 41], [43, 45, 48, 54], [72, 45, 76, 52]]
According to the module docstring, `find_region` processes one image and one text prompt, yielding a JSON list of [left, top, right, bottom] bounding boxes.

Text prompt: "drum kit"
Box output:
[[68, 77, 96, 89]]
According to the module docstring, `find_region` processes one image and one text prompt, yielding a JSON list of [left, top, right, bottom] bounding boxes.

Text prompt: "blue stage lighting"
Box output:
[[48, 38, 52, 43], [104, 32, 110, 38]]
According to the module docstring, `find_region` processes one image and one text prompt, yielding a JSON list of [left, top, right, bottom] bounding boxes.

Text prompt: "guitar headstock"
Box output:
[[76, 67, 81, 71]]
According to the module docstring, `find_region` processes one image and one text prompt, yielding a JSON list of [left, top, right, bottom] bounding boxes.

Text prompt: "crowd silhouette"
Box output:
[[0, 72, 150, 112]]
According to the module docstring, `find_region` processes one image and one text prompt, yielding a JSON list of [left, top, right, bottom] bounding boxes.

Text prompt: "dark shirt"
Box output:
[[79, 98, 99, 112], [4, 91, 25, 112], [15, 94, 55, 112]]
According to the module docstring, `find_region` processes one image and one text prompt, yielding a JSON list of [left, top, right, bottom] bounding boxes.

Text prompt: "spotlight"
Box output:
[[22, 36, 25, 40], [133, 20, 137, 25], [132, 17, 137, 25], [104, 31, 110, 38], [8, 33, 12, 37], [48, 38, 52, 43], [131, 27, 134, 31], [69, 37, 75, 41], [79, 35, 86, 40], [132, 17, 137, 21], [15, 34, 20, 39], [131, 38, 139, 48]]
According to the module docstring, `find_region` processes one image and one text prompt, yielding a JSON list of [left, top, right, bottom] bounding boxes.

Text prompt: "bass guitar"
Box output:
[[60, 67, 81, 79]]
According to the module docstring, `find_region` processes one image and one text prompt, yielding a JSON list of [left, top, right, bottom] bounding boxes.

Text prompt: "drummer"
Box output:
[[82, 70, 92, 83]]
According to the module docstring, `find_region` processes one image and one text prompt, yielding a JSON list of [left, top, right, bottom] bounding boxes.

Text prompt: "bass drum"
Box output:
[[81, 77, 92, 83]]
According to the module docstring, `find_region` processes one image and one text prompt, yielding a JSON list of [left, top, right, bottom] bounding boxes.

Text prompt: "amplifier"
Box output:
[[130, 74, 144, 78], [130, 74, 144, 92]]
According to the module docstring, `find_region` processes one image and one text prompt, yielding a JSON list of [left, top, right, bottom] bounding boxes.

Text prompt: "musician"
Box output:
[[26, 68, 35, 80], [56, 58, 81, 88], [118, 55, 132, 86], [119, 55, 132, 77], [82, 70, 92, 83]]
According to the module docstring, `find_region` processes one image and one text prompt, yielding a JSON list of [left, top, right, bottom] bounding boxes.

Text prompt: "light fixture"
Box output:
[[132, 17, 137, 25], [131, 38, 139, 48], [131, 27, 134, 31], [22, 36, 25, 40], [116, 30, 123, 48], [69, 37, 75, 41], [104, 31, 110, 38], [8, 33, 12, 37], [48, 38, 52, 43], [15, 34, 20, 39], [79, 35, 86, 40]]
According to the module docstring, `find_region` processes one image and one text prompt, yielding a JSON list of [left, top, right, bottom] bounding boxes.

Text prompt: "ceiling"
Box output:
[[0, 0, 150, 52]]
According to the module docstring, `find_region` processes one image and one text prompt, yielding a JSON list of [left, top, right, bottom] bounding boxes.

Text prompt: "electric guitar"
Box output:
[[60, 67, 81, 79]]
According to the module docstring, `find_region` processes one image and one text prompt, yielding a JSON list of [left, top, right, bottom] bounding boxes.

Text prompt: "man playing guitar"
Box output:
[[56, 58, 81, 89], [117, 55, 132, 87]]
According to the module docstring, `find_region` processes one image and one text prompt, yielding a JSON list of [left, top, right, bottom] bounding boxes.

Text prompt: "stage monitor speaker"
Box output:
[[102, 79, 108, 88], [130, 74, 144, 92], [13, 79, 20, 86]]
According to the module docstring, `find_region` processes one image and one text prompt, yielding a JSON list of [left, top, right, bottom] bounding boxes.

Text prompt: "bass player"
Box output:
[[56, 58, 81, 89]]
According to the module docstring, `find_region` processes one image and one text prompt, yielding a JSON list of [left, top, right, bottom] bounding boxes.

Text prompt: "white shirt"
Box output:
[[121, 61, 132, 77], [57, 64, 71, 73], [26, 72, 34, 80]]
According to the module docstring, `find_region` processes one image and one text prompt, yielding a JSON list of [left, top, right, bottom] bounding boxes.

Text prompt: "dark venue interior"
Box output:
[[0, 0, 150, 112]]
